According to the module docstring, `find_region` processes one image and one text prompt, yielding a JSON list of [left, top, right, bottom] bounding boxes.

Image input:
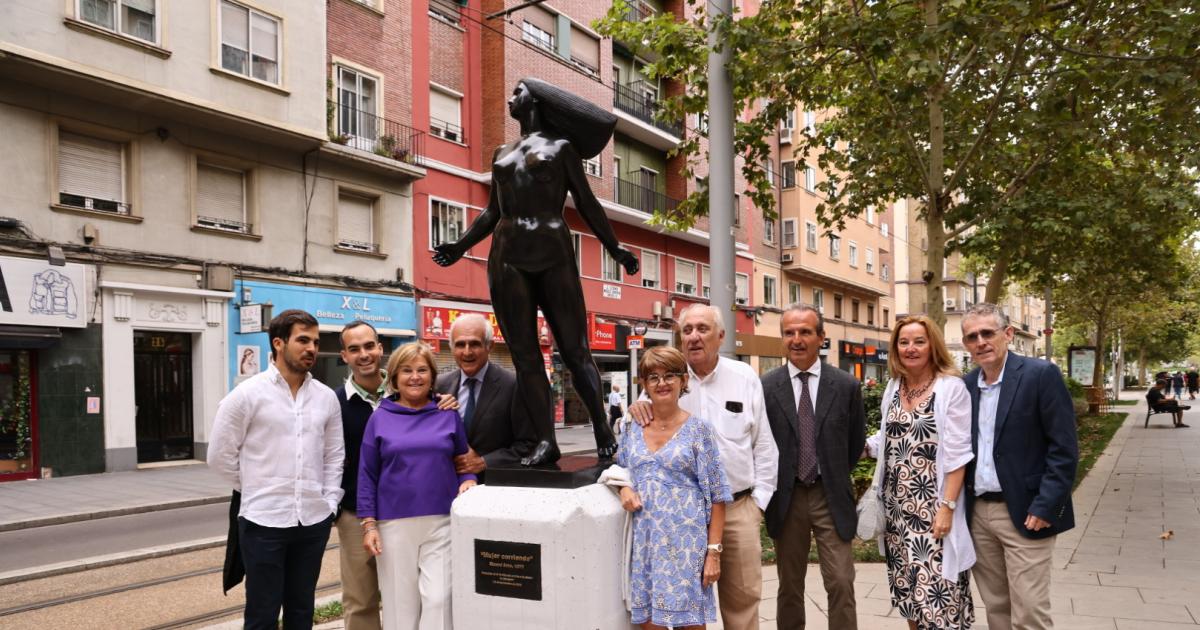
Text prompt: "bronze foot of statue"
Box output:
[[521, 440, 562, 467], [593, 419, 617, 460]]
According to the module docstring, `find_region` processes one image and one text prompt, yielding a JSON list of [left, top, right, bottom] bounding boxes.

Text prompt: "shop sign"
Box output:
[[590, 319, 617, 351], [232, 281, 417, 333], [239, 304, 263, 334], [0, 255, 89, 328], [627, 335, 644, 350], [602, 284, 622, 299], [422, 306, 550, 346]]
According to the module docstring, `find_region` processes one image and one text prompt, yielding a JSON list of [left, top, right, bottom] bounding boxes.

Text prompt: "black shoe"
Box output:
[[1181, 405, 1192, 410], [1177, 423, 1191, 428]]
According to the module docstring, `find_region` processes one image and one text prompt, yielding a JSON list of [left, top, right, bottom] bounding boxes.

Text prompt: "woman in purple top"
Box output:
[[359, 342, 476, 630]]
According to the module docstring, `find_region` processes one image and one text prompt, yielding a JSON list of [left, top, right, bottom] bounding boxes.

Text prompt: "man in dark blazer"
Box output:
[[435, 314, 534, 478], [762, 304, 866, 630], [962, 303, 1078, 630]]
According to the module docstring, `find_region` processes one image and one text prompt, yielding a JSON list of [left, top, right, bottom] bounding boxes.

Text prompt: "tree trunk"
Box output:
[[923, 0, 946, 328], [925, 204, 947, 328], [1137, 347, 1146, 386], [984, 251, 1010, 304], [1091, 312, 1107, 413]]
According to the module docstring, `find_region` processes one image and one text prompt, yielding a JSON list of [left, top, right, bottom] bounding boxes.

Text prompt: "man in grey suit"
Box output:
[[762, 304, 866, 630], [435, 314, 535, 478]]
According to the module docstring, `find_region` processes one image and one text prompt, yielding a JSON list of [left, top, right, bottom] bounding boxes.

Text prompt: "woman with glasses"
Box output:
[[865, 316, 976, 629], [615, 346, 731, 629], [358, 343, 477, 630]]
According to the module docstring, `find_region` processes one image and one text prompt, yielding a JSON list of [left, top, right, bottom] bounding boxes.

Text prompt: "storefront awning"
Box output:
[[0, 325, 62, 348]]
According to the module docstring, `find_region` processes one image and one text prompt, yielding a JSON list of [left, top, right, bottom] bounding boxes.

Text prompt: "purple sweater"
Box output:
[[357, 399, 476, 520]]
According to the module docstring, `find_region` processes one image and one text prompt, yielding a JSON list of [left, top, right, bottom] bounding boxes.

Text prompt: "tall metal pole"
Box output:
[[1044, 284, 1053, 362], [707, 0, 737, 358]]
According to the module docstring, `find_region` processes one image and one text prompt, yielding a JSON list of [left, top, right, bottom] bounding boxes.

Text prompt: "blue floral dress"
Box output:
[[617, 416, 732, 627]]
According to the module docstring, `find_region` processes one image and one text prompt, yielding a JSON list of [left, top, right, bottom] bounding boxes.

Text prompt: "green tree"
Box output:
[[598, 0, 1200, 326]]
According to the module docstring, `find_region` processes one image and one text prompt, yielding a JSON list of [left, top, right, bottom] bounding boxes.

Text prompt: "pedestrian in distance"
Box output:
[[628, 304, 778, 629], [1186, 367, 1198, 400], [761, 304, 866, 630], [1171, 371, 1185, 399], [961, 303, 1079, 630], [613, 346, 731, 629], [864, 315, 975, 629], [1147, 378, 1191, 428], [359, 343, 477, 630], [608, 383, 625, 431], [208, 309, 344, 630]]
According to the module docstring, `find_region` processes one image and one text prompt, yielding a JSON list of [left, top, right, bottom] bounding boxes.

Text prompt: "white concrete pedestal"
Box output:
[[451, 483, 629, 629]]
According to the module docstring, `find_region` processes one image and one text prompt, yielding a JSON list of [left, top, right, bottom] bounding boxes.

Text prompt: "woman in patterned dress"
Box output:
[[865, 315, 976, 629], [616, 346, 731, 629]]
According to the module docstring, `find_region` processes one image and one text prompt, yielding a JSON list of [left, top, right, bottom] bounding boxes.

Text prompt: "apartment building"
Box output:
[[0, 0, 424, 479]]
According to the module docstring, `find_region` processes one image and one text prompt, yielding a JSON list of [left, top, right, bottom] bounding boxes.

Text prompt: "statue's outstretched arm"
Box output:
[[563, 143, 639, 275], [432, 148, 503, 267]]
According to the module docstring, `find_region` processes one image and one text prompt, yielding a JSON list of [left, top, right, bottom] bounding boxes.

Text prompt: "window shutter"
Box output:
[[677, 261, 695, 288], [338, 193, 374, 245], [124, 0, 155, 13], [523, 6, 556, 34], [430, 89, 460, 127], [59, 132, 124, 203], [196, 163, 245, 224], [569, 27, 599, 68]]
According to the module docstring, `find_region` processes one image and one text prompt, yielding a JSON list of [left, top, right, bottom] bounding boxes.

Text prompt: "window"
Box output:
[[851, 298, 860, 323], [675, 259, 697, 295], [865, 204, 876, 225], [788, 282, 802, 305], [883, 308, 890, 328], [733, 194, 741, 228], [868, 304, 875, 326], [429, 0, 461, 24], [337, 67, 379, 146], [765, 158, 775, 188], [430, 87, 463, 143], [220, 1, 280, 84], [881, 263, 890, 282], [806, 222, 818, 251], [866, 249, 875, 274], [804, 110, 816, 135], [812, 288, 824, 313], [782, 219, 797, 249], [602, 249, 622, 282], [833, 294, 843, 319], [829, 234, 841, 260], [763, 275, 777, 307], [431, 200, 465, 248], [195, 162, 248, 233], [763, 213, 775, 243], [582, 156, 602, 177], [57, 131, 129, 214], [848, 242, 858, 267], [521, 20, 555, 52], [782, 108, 795, 131], [736, 273, 749, 305], [701, 264, 711, 298], [569, 27, 600, 76], [881, 222, 889, 238], [804, 165, 817, 192], [337, 191, 378, 253], [572, 232, 582, 272], [78, 0, 157, 43], [781, 161, 796, 189], [641, 251, 660, 288]]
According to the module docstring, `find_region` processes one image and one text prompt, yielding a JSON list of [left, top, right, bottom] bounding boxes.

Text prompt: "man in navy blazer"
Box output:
[[961, 303, 1078, 630]]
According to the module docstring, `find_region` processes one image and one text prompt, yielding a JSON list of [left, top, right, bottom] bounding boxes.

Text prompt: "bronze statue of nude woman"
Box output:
[[432, 78, 639, 466]]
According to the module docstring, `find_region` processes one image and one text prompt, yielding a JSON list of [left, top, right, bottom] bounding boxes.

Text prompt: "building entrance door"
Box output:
[[134, 331, 194, 463]]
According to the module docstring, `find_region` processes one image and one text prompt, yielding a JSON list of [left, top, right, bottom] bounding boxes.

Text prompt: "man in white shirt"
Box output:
[[607, 383, 624, 430], [208, 309, 344, 630], [630, 304, 778, 629]]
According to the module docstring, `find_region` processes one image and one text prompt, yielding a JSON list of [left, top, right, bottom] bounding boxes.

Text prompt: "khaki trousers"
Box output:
[[717, 494, 764, 630], [336, 510, 382, 630], [971, 500, 1056, 630], [773, 482, 857, 630]]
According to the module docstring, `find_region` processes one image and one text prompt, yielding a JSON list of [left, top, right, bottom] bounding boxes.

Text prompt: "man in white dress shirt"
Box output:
[[630, 304, 778, 629], [208, 309, 344, 630]]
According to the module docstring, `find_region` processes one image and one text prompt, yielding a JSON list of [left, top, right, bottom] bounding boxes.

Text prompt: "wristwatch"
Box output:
[[938, 498, 958, 510], [706, 543, 723, 554]]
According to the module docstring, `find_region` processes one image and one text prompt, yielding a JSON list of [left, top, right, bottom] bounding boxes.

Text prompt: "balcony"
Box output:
[[613, 81, 683, 140], [328, 101, 426, 167], [615, 177, 680, 216], [621, 0, 658, 21]]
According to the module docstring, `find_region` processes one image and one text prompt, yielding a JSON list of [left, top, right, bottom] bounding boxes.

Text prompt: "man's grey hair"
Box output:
[[781, 303, 825, 336], [450, 313, 494, 345], [677, 303, 725, 334], [963, 303, 1010, 329]]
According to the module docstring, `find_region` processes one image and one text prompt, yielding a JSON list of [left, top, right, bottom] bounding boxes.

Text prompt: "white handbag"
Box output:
[[855, 451, 886, 540]]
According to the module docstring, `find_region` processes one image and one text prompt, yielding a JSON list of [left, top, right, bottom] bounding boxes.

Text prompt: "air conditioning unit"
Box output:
[[781, 253, 794, 264], [945, 298, 957, 310], [779, 127, 792, 144], [652, 301, 663, 318], [662, 305, 674, 320]]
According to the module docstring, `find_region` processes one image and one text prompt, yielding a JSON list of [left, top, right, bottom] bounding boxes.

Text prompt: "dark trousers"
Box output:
[[238, 514, 334, 630]]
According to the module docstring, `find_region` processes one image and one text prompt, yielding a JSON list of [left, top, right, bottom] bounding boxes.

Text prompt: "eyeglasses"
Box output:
[[963, 328, 1002, 344], [644, 372, 684, 386]]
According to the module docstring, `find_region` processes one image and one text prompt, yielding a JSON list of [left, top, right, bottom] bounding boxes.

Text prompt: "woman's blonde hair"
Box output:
[[886, 315, 960, 379], [638, 346, 690, 394], [386, 342, 440, 399]]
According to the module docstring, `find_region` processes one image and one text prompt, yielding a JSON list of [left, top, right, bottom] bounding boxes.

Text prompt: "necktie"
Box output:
[[796, 372, 818, 484], [463, 377, 478, 431]]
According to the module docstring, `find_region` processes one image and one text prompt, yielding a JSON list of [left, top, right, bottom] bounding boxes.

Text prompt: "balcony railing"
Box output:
[[329, 101, 426, 167], [621, 0, 658, 21], [613, 81, 683, 138], [615, 177, 680, 216]]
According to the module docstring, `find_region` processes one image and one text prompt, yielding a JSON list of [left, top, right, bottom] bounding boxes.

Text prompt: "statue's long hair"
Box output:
[[520, 78, 616, 159]]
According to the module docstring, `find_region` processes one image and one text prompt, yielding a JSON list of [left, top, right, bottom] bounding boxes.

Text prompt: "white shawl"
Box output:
[[865, 374, 976, 580], [598, 464, 634, 611]]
